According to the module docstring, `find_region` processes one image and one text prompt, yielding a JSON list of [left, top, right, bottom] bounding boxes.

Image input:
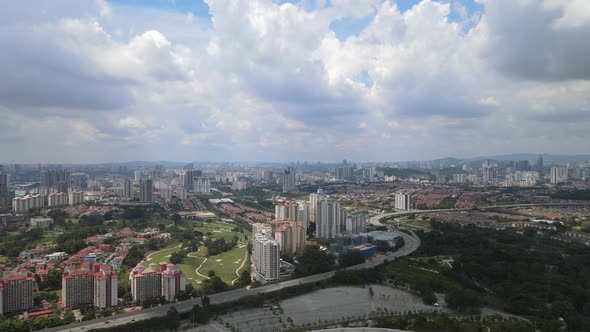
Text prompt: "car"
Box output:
[[433, 302, 440, 307]]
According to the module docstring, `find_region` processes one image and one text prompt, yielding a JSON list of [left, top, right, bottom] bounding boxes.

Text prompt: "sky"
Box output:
[[0, 0, 589, 163]]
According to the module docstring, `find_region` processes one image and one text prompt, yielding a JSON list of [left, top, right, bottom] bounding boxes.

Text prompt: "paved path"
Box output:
[[231, 251, 248, 285], [45, 232, 420, 332], [188, 254, 210, 280]]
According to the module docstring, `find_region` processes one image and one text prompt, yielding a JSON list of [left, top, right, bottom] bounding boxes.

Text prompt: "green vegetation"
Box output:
[[294, 245, 336, 277], [433, 195, 459, 209], [416, 222, 590, 331], [551, 189, 590, 200]]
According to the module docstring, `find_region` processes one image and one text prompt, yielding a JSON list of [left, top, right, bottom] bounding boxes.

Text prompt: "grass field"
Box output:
[[143, 221, 250, 288]]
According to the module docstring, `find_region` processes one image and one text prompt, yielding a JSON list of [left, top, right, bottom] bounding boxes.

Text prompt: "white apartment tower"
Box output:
[[252, 224, 280, 283]]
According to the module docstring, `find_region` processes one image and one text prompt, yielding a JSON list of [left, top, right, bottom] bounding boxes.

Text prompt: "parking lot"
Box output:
[[214, 285, 445, 332]]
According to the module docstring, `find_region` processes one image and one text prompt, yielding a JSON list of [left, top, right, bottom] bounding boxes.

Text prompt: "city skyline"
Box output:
[[1, 0, 589, 162]]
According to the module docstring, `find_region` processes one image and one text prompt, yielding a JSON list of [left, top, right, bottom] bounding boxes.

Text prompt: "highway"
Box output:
[[369, 202, 590, 227], [45, 232, 420, 332]]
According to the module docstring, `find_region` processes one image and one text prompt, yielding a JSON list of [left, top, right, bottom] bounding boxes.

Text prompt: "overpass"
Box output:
[[369, 202, 590, 227], [45, 231, 421, 332]]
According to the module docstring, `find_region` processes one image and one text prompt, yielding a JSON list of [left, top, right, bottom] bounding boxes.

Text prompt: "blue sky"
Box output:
[[111, 0, 484, 40]]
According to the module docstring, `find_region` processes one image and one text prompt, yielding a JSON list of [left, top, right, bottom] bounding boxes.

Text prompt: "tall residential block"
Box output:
[[62, 263, 118, 309], [1, 269, 35, 315], [130, 263, 185, 304], [124, 179, 133, 199], [252, 224, 280, 283], [140, 179, 153, 203]]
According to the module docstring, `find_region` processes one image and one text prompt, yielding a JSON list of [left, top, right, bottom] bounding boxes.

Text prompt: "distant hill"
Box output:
[[466, 154, 590, 163]]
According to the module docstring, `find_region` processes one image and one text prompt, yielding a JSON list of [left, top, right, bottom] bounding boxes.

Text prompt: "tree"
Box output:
[[338, 250, 365, 268], [240, 270, 251, 286], [192, 305, 211, 324], [166, 307, 181, 330], [295, 245, 336, 277], [172, 213, 182, 224]]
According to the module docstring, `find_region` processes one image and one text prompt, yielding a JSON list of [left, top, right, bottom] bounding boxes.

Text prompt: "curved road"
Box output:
[[45, 232, 420, 332], [369, 202, 590, 227]]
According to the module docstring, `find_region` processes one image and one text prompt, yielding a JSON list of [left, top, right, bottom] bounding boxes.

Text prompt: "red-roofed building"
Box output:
[[1, 270, 35, 315], [62, 263, 117, 309], [130, 262, 185, 304]]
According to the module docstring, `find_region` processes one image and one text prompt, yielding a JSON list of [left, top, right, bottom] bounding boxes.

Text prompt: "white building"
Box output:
[[193, 177, 210, 194], [68, 191, 84, 205], [30, 217, 54, 228], [316, 200, 346, 239], [231, 180, 248, 191], [12, 194, 44, 213], [252, 224, 280, 283], [394, 191, 412, 211], [550, 167, 568, 184], [281, 167, 296, 192], [48, 192, 67, 207], [345, 213, 366, 234]]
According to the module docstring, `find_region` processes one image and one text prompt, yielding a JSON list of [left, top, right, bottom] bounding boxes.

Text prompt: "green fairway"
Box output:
[[142, 221, 251, 288]]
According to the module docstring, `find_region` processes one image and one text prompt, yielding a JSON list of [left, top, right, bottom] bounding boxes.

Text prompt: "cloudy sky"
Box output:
[[1, 0, 589, 163]]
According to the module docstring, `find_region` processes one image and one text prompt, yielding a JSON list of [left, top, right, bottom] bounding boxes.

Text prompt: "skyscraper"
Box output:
[[309, 188, 327, 223], [316, 200, 346, 239], [281, 167, 296, 192], [124, 179, 133, 199], [550, 167, 568, 184], [537, 154, 544, 176], [252, 225, 280, 283], [394, 191, 412, 210], [140, 179, 153, 203], [0, 171, 8, 212]]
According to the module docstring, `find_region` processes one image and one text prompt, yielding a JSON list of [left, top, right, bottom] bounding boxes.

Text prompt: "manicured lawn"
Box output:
[[141, 222, 251, 288], [199, 245, 249, 284]]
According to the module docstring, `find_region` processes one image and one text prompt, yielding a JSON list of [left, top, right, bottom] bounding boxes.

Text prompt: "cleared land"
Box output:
[[216, 285, 445, 332]]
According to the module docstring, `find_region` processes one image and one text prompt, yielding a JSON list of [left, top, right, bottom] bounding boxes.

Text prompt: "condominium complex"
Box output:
[[139, 179, 153, 203], [130, 263, 185, 304], [394, 191, 412, 211], [123, 179, 133, 199], [193, 177, 210, 194], [273, 221, 306, 256], [345, 213, 367, 234], [0, 269, 35, 315], [281, 167, 296, 192], [316, 200, 347, 239], [252, 224, 280, 283], [0, 171, 8, 212], [12, 194, 44, 213], [550, 167, 568, 184], [309, 188, 327, 223], [62, 263, 118, 309]]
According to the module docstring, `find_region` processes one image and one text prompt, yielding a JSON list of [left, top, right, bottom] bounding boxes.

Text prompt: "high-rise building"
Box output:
[[231, 180, 248, 191], [550, 167, 568, 184], [1, 269, 35, 315], [316, 200, 346, 239], [140, 179, 153, 203], [130, 263, 185, 304], [271, 221, 306, 256], [537, 155, 544, 176], [514, 160, 530, 171], [12, 194, 44, 213], [134, 171, 142, 182], [394, 191, 412, 211], [281, 167, 296, 192], [482, 160, 495, 182], [40, 169, 71, 193], [345, 213, 366, 234], [71, 173, 89, 191], [252, 224, 280, 283], [309, 188, 327, 223], [48, 192, 67, 207], [0, 171, 8, 212], [452, 173, 466, 183], [62, 263, 118, 309], [124, 179, 133, 199], [68, 191, 84, 205], [334, 164, 354, 180], [193, 177, 210, 194], [297, 202, 310, 230]]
